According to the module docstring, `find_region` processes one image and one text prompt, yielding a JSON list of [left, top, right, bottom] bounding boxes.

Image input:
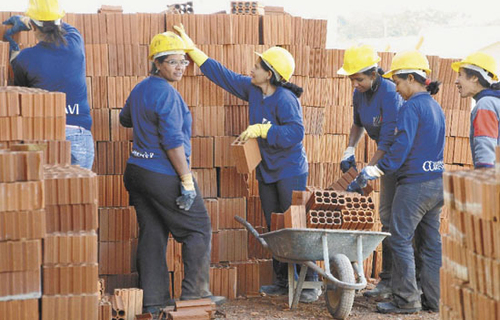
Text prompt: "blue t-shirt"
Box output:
[[200, 58, 308, 183], [120, 76, 192, 176], [378, 92, 445, 184], [353, 77, 403, 151], [12, 23, 92, 130]]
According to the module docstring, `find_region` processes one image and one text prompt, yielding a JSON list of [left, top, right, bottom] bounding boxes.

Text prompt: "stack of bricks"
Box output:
[[439, 152, 500, 320], [165, 2, 194, 15], [42, 164, 99, 320], [0, 148, 44, 320], [306, 189, 375, 230], [0, 2, 479, 303], [0, 87, 66, 142], [230, 1, 265, 15]]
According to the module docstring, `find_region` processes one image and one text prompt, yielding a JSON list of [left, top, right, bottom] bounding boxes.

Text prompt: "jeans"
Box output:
[[66, 126, 94, 170], [258, 173, 318, 286], [378, 173, 397, 282], [124, 164, 212, 307], [390, 177, 443, 310]]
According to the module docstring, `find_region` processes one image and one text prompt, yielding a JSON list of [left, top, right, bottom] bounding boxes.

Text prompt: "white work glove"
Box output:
[[342, 147, 355, 161]]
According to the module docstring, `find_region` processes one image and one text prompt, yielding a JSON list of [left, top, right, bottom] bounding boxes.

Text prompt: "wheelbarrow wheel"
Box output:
[[325, 254, 355, 320]]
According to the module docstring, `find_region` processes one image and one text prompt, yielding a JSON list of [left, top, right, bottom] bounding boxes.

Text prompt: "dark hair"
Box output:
[[259, 59, 303, 98], [150, 55, 168, 75], [463, 68, 500, 90], [33, 20, 67, 46], [362, 67, 385, 77], [395, 72, 441, 95]]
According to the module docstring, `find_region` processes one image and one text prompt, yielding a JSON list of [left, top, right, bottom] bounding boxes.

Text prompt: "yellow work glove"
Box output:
[[173, 23, 208, 67], [240, 123, 272, 141], [176, 173, 196, 211]]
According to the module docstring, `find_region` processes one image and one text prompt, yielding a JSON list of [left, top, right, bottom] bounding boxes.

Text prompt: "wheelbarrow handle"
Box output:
[[234, 216, 269, 250]]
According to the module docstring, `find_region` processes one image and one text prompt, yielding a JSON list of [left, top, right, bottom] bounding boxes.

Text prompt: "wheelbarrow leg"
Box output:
[[291, 264, 308, 309]]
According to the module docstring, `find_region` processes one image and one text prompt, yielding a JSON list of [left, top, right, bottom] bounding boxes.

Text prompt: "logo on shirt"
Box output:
[[422, 161, 444, 172], [66, 104, 80, 115], [132, 149, 155, 159], [372, 115, 382, 127], [262, 118, 271, 124]]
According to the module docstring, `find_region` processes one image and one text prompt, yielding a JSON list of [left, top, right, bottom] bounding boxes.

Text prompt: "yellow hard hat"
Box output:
[[383, 50, 431, 79], [26, 0, 65, 22], [337, 45, 381, 76], [149, 31, 191, 60], [255, 47, 295, 82], [451, 51, 498, 81]]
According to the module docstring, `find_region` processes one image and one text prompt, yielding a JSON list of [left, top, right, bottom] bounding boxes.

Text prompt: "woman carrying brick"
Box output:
[[120, 31, 224, 317], [5, 0, 94, 169], [452, 50, 500, 168], [337, 45, 403, 299], [352, 51, 445, 313], [173, 25, 320, 303]]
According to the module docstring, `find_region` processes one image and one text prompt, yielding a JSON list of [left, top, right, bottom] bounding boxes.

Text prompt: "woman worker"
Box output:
[[452, 51, 500, 168], [120, 31, 224, 316], [337, 45, 403, 299], [351, 51, 445, 314], [5, 0, 94, 169], [173, 25, 320, 303]]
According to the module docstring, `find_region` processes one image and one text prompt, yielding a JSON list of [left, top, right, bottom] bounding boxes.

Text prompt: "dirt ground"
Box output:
[[216, 283, 440, 320]]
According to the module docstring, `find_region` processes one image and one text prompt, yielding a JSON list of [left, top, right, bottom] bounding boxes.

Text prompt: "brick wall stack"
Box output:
[[439, 151, 500, 320], [0, 148, 44, 320], [42, 164, 99, 320]]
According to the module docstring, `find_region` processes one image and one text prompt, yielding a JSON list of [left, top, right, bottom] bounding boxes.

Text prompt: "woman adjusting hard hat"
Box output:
[[453, 51, 500, 168], [173, 24, 321, 303], [338, 45, 403, 299], [120, 31, 224, 316], [352, 50, 445, 314], [5, 0, 94, 169]]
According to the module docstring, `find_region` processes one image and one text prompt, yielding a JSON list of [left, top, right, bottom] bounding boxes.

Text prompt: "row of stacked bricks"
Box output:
[[0, 147, 44, 320], [439, 149, 500, 320], [0, 87, 99, 320], [306, 190, 375, 230], [0, 3, 476, 301]]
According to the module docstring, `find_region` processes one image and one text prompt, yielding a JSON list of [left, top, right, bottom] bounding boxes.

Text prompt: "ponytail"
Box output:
[[395, 72, 441, 95], [492, 82, 500, 90], [260, 59, 303, 98], [280, 82, 303, 98], [425, 81, 441, 95]]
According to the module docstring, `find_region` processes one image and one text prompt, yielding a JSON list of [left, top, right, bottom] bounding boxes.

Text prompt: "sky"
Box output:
[[3, 0, 500, 58]]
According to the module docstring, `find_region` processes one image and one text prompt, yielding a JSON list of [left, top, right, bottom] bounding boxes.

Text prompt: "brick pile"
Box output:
[[439, 150, 500, 320]]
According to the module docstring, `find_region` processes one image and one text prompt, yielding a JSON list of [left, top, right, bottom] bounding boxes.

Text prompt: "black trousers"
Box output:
[[258, 173, 317, 286], [124, 164, 212, 307]]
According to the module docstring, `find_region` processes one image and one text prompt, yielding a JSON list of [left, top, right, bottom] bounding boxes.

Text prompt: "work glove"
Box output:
[[347, 165, 384, 195], [340, 146, 357, 173], [173, 23, 208, 67], [239, 123, 272, 141], [176, 173, 196, 211], [2, 15, 31, 52]]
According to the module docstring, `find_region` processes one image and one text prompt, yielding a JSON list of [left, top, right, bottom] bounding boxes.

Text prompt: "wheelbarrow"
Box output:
[[234, 216, 389, 319]]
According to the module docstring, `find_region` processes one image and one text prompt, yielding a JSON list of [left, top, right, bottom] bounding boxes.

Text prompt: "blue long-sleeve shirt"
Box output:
[[120, 76, 192, 175], [200, 58, 308, 183], [469, 89, 500, 168], [353, 76, 403, 152], [11, 23, 92, 130], [378, 92, 445, 184]]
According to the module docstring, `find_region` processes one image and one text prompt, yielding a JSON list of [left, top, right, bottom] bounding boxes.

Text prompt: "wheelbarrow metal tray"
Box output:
[[260, 228, 389, 262]]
